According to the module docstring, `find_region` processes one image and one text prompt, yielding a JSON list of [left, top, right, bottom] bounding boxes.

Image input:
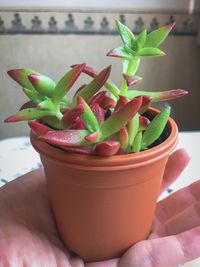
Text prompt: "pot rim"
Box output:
[[30, 107, 178, 170]]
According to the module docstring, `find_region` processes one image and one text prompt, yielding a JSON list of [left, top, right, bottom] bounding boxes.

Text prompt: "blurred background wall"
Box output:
[[0, 0, 199, 139]]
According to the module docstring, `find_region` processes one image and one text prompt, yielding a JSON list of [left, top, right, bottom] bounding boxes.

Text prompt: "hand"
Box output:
[[0, 149, 196, 267]]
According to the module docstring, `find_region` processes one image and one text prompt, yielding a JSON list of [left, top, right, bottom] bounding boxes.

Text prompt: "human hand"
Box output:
[[0, 149, 196, 267]]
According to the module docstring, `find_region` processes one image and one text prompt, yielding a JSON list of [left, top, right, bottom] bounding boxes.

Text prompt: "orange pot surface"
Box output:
[[31, 108, 178, 262]]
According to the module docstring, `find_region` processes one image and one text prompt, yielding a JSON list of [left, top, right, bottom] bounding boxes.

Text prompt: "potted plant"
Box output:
[[4, 20, 187, 262]]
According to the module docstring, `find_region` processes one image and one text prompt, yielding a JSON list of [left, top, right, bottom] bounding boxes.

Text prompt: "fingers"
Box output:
[[160, 148, 190, 194], [118, 226, 200, 267], [160, 201, 200, 237], [85, 258, 118, 267], [70, 256, 85, 267], [157, 180, 200, 223]]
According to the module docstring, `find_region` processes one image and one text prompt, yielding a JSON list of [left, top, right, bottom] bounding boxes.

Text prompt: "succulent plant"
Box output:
[[4, 21, 188, 156]]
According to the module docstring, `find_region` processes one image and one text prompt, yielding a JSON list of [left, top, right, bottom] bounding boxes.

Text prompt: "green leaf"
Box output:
[[78, 96, 100, 133], [38, 99, 55, 110], [7, 69, 39, 91], [125, 89, 188, 102], [137, 47, 165, 57], [132, 131, 142, 152], [122, 57, 140, 76], [100, 97, 142, 140], [28, 74, 56, 97], [116, 20, 135, 47], [52, 64, 85, 104], [142, 106, 171, 147], [107, 46, 132, 60], [4, 108, 54, 122], [136, 29, 147, 50], [23, 88, 46, 104], [74, 66, 111, 103], [127, 112, 139, 146], [145, 23, 175, 48]]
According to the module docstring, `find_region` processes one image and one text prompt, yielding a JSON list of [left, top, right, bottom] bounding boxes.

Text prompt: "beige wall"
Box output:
[[0, 34, 200, 139]]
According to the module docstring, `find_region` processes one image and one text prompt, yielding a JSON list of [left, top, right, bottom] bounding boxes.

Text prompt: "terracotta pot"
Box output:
[[30, 108, 178, 262]]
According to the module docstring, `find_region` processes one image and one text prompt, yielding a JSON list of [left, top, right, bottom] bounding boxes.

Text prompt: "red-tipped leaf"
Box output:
[[100, 96, 116, 109], [75, 66, 111, 102], [95, 141, 120, 156], [28, 74, 56, 97], [90, 103, 105, 125], [28, 121, 52, 135], [139, 96, 152, 114], [39, 129, 89, 147], [61, 104, 85, 128], [85, 132, 99, 142], [115, 95, 129, 111], [52, 64, 86, 104], [100, 96, 142, 140], [117, 127, 129, 150]]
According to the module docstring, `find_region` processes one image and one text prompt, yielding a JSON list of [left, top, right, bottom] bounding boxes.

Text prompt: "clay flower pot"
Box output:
[[30, 108, 178, 262]]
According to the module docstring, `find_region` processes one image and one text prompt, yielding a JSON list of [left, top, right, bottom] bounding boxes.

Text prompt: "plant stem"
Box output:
[[120, 79, 128, 95]]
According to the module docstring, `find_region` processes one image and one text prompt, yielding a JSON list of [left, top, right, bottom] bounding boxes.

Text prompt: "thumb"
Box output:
[[118, 226, 200, 267]]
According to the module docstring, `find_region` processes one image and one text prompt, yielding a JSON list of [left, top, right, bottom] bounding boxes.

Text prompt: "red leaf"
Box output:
[[95, 141, 120, 156], [88, 91, 107, 106], [28, 121, 52, 135], [100, 96, 116, 109], [90, 103, 105, 125], [61, 104, 85, 127], [39, 129, 89, 146], [19, 101, 37, 110], [115, 96, 129, 111], [85, 132, 99, 142]]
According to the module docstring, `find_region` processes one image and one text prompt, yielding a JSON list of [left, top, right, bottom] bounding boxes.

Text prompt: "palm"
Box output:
[[0, 149, 199, 267]]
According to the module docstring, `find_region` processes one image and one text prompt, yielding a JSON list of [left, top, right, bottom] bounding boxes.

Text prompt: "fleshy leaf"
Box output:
[[39, 129, 89, 147], [115, 96, 129, 111], [132, 131, 142, 152], [74, 66, 111, 103], [145, 23, 175, 48], [136, 29, 147, 50], [95, 141, 120, 156], [38, 99, 55, 110], [100, 96, 142, 140], [4, 108, 53, 123], [117, 127, 129, 150], [23, 88, 45, 104], [52, 64, 85, 104], [139, 96, 152, 114], [90, 103, 105, 125], [142, 106, 171, 147], [116, 20, 135, 47], [85, 132, 99, 142], [77, 96, 100, 133], [89, 91, 107, 106], [125, 89, 188, 102], [71, 64, 120, 98], [123, 74, 143, 86], [19, 101, 37, 110], [127, 112, 139, 146], [7, 69, 39, 91], [28, 121, 52, 135], [137, 47, 165, 57], [139, 116, 150, 131], [100, 96, 116, 109], [107, 46, 132, 60], [28, 74, 56, 97], [61, 104, 85, 128], [122, 57, 140, 76]]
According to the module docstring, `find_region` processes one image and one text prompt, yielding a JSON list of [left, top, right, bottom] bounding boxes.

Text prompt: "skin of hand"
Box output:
[[0, 149, 199, 267]]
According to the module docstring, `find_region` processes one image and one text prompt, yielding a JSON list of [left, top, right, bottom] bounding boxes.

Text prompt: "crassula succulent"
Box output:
[[4, 20, 187, 156]]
